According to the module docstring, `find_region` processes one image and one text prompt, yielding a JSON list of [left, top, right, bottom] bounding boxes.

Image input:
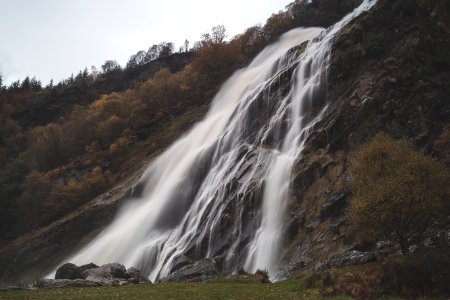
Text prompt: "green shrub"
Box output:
[[349, 133, 450, 254], [381, 247, 450, 298]]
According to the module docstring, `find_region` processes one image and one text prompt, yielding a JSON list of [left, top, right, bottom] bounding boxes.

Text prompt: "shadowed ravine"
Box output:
[[48, 0, 377, 282]]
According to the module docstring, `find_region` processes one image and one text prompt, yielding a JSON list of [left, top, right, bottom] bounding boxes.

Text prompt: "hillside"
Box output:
[[0, 0, 449, 298], [0, 0, 362, 271]]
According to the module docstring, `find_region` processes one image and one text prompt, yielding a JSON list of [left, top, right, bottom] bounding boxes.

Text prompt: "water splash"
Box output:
[[49, 0, 377, 282]]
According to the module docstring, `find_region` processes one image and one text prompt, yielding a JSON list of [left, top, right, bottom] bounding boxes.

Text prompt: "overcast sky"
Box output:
[[0, 0, 292, 85]]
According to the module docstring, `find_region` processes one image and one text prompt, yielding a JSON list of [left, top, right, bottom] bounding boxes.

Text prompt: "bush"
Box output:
[[381, 247, 450, 297], [348, 133, 450, 254]]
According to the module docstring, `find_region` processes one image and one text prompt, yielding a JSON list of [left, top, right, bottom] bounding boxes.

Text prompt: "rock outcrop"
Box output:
[[160, 259, 219, 283], [34, 263, 150, 288], [279, 0, 450, 276]]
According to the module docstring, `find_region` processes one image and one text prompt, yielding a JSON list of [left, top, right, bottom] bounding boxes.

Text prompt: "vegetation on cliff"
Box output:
[[349, 132, 449, 255]]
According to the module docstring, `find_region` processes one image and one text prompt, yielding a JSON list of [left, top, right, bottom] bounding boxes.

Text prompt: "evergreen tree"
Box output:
[[0, 73, 4, 92]]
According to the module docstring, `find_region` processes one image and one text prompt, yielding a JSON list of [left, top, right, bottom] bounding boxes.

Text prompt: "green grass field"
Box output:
[[0, 276, 351, 300]]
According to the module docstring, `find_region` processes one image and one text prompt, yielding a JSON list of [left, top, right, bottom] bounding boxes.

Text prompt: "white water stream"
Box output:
[[49, 0, 377, 281]]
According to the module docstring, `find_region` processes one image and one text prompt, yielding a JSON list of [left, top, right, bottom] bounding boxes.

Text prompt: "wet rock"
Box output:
[[126, 267, 150, 283], [319, 191, 348, 219], [42, 262, 150, 288], [82, 263, 129, 285], [79, 263, 99, 272], [160, 258, 219, 282], [55, 263, 83, 280], [324, 250, 376, 269]]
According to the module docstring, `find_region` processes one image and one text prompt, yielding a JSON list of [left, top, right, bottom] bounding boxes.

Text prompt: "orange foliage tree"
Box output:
[[349, 133, 450, 254]]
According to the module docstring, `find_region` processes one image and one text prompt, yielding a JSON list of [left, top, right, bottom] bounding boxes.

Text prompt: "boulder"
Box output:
[[55, 263, 82, 280], [82, 263, 129, 285], [160, 258, 219, 283], [82, 263, 128, 279], [126, 267, 150, 283], [50, 262, 145, 287], [79, 263, 99, 272]]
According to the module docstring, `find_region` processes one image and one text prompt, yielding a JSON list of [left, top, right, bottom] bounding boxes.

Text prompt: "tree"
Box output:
[[82, 67, 89, 78], [9, 80, 21, 91], [201, 25, 227, 46], [158, 42, 174, 58], [101, 60, 121, 73], [29, 76, 41, 90], [91, 66, 100, 80], [21, 76, 31, 90], [264, 11, 295, 41], [146, 44, 159, 60], [235, 25, 267, 59], [46, 79, 54, 89], [348, 133, 450, 254], [29, 123, 64, 170], [126, 50, 148, 69], [191, 25, 239, 88], [17, 170, 52, 230]]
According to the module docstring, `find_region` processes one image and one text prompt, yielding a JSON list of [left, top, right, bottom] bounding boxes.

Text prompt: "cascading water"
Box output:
[[49, 0, 377, 282]]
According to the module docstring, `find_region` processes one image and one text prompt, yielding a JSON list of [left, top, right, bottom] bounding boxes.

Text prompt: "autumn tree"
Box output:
[[201, 25, 227, 46], [191, 25, 240, 90], [16, 171, 52, 231], [29, 123, 64, 170], [139, 68, 173, 111], [234, 25, 267, 61], [348, 133, 450, 254], [264, 11, 295, 42]]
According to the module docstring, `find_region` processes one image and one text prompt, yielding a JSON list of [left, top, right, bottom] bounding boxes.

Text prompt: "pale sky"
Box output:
[[0, 0, 292, 85]]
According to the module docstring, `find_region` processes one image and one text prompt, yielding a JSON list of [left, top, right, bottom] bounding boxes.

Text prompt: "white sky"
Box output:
[[0, 0, 292, 85]]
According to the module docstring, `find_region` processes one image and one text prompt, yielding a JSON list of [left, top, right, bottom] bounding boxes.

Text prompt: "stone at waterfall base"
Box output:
[[159, 259, 219, 283], [34, 263, 151, 288]]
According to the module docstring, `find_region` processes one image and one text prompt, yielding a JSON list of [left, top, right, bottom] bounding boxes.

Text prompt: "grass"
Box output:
[[3, 263, 446, 299], [0, 276, 351, 300]]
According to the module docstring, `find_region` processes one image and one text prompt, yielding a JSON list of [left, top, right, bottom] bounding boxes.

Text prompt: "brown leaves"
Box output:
[[348, 132, 450, 254]]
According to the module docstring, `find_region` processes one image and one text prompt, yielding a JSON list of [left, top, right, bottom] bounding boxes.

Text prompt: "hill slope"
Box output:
[[0, 0, 448, 292]]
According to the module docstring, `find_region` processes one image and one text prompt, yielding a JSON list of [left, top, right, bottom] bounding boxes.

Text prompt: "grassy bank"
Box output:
[[0, 277, 346, 300], [2, 259, 449, 299]]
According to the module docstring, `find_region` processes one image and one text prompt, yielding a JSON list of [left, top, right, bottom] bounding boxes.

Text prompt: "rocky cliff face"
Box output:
[[1, 0, 449, 285], [280, 0, 450, 276]]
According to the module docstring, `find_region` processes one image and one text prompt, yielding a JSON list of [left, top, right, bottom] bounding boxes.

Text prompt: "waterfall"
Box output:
[[49, 0, 377, 282]]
